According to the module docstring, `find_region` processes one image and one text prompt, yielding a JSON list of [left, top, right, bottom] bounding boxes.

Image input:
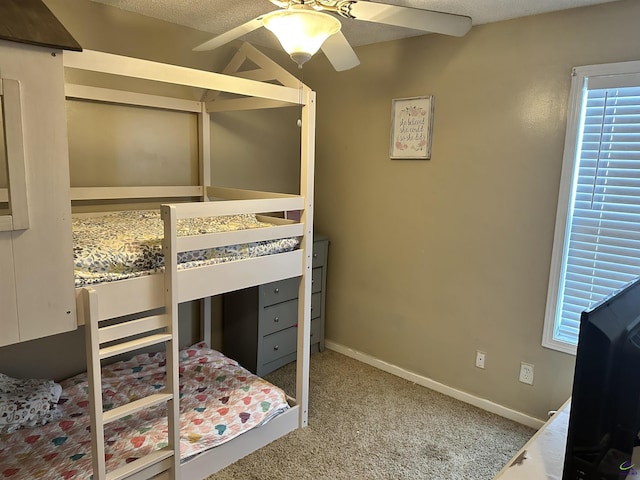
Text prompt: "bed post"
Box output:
[[296, 87, 317, 428], [199, 102, 212, 202], [82, 288, 108, 480], [162, 204, 182, 479], [199, 101, 214, 347]]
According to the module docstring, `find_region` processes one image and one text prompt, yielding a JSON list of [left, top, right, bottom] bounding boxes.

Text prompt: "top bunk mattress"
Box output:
[[73, 210, 300, 288]]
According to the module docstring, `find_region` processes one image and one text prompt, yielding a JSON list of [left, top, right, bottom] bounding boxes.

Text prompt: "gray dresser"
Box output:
[[222, 235, 329, 376]]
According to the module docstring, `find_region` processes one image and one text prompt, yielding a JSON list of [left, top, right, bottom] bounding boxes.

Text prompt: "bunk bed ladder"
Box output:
[[82, 287, 181, 480]]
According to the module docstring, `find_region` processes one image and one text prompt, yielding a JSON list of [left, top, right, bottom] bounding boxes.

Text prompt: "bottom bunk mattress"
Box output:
[[0, 343, 290, 479], [73, 210, 300, 287]]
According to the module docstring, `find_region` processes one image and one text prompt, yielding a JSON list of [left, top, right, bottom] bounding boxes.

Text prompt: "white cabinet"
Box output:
[[0, 39, 76, 346]]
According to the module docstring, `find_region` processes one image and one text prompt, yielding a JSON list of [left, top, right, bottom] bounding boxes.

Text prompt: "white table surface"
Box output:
[[494, 399, 570, 480]]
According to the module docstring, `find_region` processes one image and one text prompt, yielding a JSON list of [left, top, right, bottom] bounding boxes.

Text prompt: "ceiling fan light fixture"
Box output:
[[263, 8, 341, 67]]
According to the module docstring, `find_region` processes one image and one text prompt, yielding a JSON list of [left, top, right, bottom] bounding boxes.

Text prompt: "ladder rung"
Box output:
[[103, 393, 173, 424], [99, 314, 170, 345], [105, 449, 174, 480], [122, 468, 171, 480], [99, 333, 173, 359]]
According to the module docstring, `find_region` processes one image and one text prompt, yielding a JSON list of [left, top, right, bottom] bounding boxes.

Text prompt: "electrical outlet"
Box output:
[[475, 351, 486, 369], [519, 362, 535, 385]]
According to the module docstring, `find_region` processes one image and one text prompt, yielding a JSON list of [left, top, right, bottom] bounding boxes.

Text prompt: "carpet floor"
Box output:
[[206, 350, 535, 480]]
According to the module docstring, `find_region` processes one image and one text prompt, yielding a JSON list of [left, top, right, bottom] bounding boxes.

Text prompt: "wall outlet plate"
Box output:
[[476, 351, 486, 369], [520, 362, 534, 385]]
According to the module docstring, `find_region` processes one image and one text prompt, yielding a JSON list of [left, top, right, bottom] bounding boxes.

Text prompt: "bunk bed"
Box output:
[[0, 43, 316, 480]]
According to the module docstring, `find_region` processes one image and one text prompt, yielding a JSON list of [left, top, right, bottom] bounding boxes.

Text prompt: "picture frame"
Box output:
[[389, 96, 434, 160]]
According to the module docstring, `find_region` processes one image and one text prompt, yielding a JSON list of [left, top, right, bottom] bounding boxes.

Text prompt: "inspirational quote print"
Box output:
[[390, 96, 433, 159]]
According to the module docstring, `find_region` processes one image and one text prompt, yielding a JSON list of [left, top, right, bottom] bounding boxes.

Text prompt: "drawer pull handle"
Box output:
[[274, 288, 280, 294], [274, 316, 279, 323], [313, 253, 317, 258], [273, 345, 279, 351]]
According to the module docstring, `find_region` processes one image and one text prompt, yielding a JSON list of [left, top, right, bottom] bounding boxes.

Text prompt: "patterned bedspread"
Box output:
[[0, 343, 290, 479], [73, 210, 300, 287]]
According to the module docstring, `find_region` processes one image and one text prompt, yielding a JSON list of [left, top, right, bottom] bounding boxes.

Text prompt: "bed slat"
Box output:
[[99, 333, 173, 360], [103, 393, 173, 425], [71, 186, 203, 201], [176, 222, 303, 253], [164, 197, 304, 219], [66, 84, 202, 113], [207, 185, 301, 201]]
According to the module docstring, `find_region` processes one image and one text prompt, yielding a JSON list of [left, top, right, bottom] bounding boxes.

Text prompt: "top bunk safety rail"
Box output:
[[162, 187, 305, 255]]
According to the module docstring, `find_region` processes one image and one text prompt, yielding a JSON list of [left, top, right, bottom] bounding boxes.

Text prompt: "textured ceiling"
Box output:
[[89, 0, 622, 49]]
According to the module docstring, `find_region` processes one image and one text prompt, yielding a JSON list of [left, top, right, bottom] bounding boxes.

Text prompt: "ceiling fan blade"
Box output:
[[193, 17, 265, 51], [321, 31, 360, 71], [347, 1, 471, 37]]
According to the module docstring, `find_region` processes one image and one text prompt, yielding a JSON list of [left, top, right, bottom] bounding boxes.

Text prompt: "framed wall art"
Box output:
[[389, 96, 434, 160]]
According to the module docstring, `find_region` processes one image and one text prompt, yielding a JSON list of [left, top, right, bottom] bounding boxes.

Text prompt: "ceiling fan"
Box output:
[[193, 0, 472, 71]]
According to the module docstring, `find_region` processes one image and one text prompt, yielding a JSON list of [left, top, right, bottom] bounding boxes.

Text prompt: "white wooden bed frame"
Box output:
[[63, 44, 316, 480]]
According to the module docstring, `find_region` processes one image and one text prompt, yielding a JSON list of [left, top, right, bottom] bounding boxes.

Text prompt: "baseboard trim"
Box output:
[[324, 340, 545, 430]]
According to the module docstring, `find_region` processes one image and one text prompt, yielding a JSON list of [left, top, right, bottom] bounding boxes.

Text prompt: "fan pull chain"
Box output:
[[297, 69, 304, 128]]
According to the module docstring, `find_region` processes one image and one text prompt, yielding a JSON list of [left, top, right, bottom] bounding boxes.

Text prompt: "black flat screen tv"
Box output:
[[563, 276, 640, 480]]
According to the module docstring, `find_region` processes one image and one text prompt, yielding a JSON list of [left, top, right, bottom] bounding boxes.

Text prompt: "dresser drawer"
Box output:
[[262, 326, 297, 364], [261, 277, 299, 306], [311, 267, 322, 293], [311, 292, 321, 319], [310, 318, 321, 344], [312, 241, 327, 268], [261, 299, 298, 336]]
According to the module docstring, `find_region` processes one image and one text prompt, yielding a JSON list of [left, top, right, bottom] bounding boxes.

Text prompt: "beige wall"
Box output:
[[303, 0, 640, 420]]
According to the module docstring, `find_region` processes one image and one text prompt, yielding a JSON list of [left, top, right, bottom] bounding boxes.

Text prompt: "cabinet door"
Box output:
[[0, 41, 76, 346]]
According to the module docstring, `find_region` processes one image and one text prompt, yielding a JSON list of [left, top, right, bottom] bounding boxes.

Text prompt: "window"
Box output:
[[543, 61, 640, 354]]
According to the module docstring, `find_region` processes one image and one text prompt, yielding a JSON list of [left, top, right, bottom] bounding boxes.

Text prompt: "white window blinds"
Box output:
[[544, 64, 640, 353]]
